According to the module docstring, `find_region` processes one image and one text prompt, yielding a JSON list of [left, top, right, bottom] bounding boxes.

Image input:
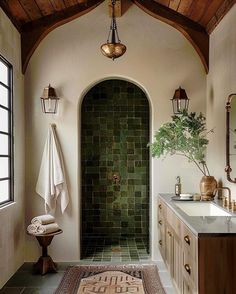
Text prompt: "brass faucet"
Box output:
[[214, 187, 232, 209]]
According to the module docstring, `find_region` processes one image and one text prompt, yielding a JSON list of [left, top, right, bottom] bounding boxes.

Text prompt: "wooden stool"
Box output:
[[29, 229, 63, 275]]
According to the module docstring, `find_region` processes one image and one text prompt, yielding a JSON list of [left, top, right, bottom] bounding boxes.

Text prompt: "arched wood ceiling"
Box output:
[[0, 0, 235, 74], [134, 0, 209, 72]]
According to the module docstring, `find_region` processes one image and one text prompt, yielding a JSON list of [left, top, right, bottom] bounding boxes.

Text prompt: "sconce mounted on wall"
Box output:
[[101, 0, 126, 60], [40, 84, 59, 114], [171, 86, 189, 115]]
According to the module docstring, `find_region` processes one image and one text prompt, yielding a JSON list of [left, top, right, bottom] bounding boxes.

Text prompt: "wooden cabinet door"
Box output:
[[158, 198, 166, 260], [165, 224, 182, 294], [158, 218, 165, 260], [165, 223, 174, 276], [172, 232, 183, 293], [183, 278, 194, 294]]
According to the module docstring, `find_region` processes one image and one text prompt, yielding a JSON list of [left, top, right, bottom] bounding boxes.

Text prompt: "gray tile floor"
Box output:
[[0, 261, 175, 294], [0, 263, 65, 294]]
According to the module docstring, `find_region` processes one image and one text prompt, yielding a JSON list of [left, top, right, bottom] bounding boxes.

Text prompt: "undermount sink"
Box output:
[[174, 202, 232, 216]]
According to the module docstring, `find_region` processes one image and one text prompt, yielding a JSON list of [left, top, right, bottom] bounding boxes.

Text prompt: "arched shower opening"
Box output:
[[81, 79, 150, 262]]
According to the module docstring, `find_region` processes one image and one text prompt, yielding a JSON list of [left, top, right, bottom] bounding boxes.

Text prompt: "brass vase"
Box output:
[[200, 176, 217, 201]]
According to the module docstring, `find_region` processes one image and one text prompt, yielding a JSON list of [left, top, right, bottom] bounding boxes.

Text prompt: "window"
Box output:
[[0, 55, 13, 207]]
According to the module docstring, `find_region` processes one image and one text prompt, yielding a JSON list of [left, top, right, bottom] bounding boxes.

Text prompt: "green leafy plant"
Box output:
[[148, 110, 213, 176]]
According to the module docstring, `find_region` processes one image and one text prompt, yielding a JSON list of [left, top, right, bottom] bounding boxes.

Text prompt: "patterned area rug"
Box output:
[[55, 264, 166, 294]]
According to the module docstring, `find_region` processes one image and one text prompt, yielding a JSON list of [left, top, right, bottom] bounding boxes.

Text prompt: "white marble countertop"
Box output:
[[159, 193, 236, 236]]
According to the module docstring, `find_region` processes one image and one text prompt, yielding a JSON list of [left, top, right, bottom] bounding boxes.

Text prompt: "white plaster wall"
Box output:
[[207, 4, 236, 198], [0, 9, 25, 289], [25, 2, 206, 261]]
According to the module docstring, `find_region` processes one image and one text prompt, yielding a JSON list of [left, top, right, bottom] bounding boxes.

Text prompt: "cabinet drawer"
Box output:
[[166, 205, 181, 236], [182, 250, 197, 290], [158, 198, 166, 219], [158, 218, 165, 253], [181, 222, 197, 260]]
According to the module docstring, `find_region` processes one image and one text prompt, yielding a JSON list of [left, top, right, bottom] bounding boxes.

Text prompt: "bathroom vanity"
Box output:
[[158, 194, 236, 294]]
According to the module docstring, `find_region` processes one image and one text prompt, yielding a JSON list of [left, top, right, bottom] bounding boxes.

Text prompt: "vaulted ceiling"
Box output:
[[0, 0, 235, 74]]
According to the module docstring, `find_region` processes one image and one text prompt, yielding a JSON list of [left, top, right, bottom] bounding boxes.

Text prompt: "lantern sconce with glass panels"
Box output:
[[40, 84, 59, 114], [171, 86, 189, 114]]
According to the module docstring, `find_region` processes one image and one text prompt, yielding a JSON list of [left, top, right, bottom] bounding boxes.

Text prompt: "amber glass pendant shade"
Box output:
[[101, 42, 126, 60]]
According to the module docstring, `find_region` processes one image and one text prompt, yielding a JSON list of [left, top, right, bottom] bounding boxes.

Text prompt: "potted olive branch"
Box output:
[[148, 110, 216, 200]]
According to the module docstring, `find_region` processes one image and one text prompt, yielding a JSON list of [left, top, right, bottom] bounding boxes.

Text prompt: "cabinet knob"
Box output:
[[184, 264, 191, 275], [184, 235, 191, 245], [168, 231, 172, 237], [158, 204, 162, 210], [159, 240, 162, 246], [158, 220, 162, 225]]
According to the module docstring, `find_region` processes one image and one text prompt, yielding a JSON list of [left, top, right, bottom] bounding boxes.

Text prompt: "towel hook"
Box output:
[[50, 123, 56, 128]]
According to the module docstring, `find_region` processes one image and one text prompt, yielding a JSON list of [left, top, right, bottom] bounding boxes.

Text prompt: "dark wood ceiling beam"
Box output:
[[109, 0, 122, 17], [155, 0, 170, 6], [133, 0, 209, 73], [108, 0, 132, 17], [135, 0, 206, 32], [21, 0, 104, 73]]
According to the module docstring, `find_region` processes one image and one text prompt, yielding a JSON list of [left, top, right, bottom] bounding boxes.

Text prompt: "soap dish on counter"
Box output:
[[172, 194, 193, 201], [180, 193, 193, 199]]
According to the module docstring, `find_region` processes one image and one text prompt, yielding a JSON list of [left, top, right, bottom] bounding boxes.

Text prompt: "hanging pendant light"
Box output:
[[101, 0, 126, 60]]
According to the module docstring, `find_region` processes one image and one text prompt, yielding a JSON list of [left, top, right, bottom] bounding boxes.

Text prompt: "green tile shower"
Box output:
[[81, 79, 150, 261]]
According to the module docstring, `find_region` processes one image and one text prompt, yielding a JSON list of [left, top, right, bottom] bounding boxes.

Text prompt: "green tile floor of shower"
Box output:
[[82, 236, 150, 262]]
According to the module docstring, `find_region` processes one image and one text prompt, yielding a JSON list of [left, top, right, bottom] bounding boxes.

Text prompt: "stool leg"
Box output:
[[34, 256, 57, 275], [33, 235, 58, 275]]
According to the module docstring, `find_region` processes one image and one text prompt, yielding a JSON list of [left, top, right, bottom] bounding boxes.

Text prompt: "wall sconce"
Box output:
[[171, 86, 189, 114], [40, 84, 59, 114]]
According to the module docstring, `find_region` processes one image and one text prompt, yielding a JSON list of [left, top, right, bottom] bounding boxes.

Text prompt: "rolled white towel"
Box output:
[[35, 223, 60, 235], [31, 214, 55, 226], [27, 224, 38, 234]]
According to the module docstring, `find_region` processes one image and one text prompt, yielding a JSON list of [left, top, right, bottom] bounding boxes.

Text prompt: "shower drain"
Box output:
[[111, 247, 122, 252]]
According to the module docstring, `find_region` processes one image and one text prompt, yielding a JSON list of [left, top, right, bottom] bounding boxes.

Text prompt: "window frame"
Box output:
[[0, 54, 13, 207]]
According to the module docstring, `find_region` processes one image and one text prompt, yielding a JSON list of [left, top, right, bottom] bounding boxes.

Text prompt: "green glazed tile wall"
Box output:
[[81, 79, 149, 237]]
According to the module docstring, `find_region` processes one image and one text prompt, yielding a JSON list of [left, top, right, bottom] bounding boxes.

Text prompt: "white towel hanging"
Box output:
[[36, 124, 69, 214]]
